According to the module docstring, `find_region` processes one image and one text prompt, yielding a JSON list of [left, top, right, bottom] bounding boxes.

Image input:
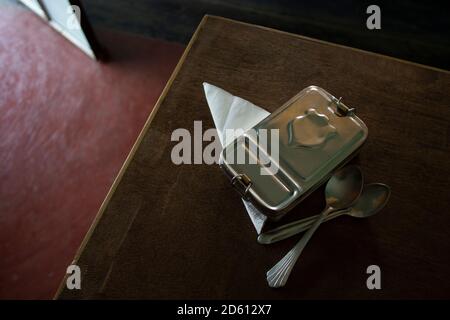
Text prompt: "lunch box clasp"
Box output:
[[334, 97, 355, 117], [231, 174, 252, 199]]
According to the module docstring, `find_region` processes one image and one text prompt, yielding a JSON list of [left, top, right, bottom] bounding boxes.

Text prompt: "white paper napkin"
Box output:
[[203, 82, 270, 234]]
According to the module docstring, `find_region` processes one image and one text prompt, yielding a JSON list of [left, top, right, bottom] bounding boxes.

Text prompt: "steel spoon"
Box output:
[[266, 165, 363, 288], [258, 183, 391, 244]]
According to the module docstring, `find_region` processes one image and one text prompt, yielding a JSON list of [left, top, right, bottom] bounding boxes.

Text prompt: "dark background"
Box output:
[[81, 0, 450, 70]]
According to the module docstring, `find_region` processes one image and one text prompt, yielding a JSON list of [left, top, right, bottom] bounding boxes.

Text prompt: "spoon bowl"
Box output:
[[258, 183, 390, 245], [350, 183, 390, 218], [266, 165, 363, 288], [325, 165, 364, 209]]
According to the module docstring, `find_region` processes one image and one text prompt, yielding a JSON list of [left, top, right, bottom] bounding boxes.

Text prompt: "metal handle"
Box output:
[[334, 97, 355, 117], [231, 174, 252, 199], [258, 209, 350, 244], [266, 207, 334, 288]]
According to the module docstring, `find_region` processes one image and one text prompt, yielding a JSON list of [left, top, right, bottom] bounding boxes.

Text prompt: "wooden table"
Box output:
[[57, 16, 450, 299]]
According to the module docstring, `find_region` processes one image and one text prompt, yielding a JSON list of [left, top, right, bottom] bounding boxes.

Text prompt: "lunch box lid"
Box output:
[[219, 86, 368, 220]]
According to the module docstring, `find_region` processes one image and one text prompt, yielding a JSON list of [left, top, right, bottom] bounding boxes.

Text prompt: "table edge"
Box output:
[[211, 15, 450, 74], [53, 15, 211, 299]]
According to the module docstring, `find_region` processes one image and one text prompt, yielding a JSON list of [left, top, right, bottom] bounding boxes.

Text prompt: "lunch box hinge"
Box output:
[[334, 97, 355, 117], [231, 174, 252, 199]]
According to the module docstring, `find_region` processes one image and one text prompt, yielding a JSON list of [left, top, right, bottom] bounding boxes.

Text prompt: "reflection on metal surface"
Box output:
[[220, 86, 368, 220], [287, 108, 337, 148], [266, 166, 363, 287]]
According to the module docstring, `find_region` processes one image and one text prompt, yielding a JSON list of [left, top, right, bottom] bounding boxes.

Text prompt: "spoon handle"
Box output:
[[258, 209, 350, 244], [266, 207, 334, 288]]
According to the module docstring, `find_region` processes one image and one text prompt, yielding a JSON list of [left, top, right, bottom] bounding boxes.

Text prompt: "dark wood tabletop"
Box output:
[[56, 16, 450, 299]]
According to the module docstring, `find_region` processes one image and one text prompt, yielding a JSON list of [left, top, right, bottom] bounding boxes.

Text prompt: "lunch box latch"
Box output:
[[334, 97, 355, 117], [231, 174, 252, 199]]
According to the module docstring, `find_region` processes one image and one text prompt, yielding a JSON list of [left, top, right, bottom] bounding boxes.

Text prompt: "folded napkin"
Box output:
[[203, 83, 270, 234]]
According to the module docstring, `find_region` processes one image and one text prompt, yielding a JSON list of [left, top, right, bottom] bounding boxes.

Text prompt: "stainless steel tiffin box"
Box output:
[[219, 86, 368, 220]]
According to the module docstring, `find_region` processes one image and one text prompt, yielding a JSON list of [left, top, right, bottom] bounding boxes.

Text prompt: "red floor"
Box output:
[[0, 4, 184, 299]]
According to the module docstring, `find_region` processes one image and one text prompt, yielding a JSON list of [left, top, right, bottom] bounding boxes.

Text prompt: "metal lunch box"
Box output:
[[219, 86, 368, 220]]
